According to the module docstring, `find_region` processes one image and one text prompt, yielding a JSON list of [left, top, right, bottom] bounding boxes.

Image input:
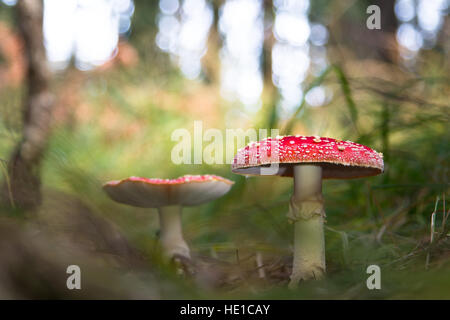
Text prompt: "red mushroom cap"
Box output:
[[232, 135, 384, 179], [103, 175, 234, 208]]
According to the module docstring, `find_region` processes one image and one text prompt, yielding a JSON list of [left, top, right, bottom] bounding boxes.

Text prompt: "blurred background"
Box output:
[[0, 0, 448, 299]]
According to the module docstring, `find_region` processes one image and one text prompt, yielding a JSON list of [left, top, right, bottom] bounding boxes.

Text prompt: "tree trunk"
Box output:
[[261, 0, 278, 129], [2, 0, 54, 210], [202, 0, 222, 84]]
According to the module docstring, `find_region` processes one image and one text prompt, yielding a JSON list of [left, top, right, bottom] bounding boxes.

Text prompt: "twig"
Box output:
[[0, 159, 15, 208], [325, 226, 349, 265], [425, 196, 440, 269], [442, 192, 447, 233], [255, 251, 266, 279], [210, 247, 218, 259]]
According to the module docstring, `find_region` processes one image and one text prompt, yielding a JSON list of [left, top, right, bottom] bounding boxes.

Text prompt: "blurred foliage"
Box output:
[[0, 0, 448, 299]]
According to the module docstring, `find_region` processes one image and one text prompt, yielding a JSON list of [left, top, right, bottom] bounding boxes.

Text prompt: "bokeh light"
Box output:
[[272, 0, 310, 114], [156, 0, 213, 79], [43, 0, 134, 71], [219, 0, 264, 111], [153, 0, 449, 111], [394, 0, 415, 22], [395, 0, 448, 59]]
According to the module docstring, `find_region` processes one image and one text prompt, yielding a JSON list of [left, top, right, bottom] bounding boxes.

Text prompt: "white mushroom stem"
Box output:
[[288, 165, 326, 288], [158, 205, 191, 259]]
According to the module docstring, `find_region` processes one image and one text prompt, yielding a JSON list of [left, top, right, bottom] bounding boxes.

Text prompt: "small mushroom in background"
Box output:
[[103, 175, 234, 261], [232, 135, 384, 287]]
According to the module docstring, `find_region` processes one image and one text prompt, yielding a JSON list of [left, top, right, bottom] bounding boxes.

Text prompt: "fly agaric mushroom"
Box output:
[[231, 135, 384, 287], [103, 175, 234, 260]]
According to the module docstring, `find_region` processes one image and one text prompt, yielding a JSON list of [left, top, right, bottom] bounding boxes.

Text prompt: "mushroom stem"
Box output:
[[288, 165, 326, 288], [158, 205, 191, 259]]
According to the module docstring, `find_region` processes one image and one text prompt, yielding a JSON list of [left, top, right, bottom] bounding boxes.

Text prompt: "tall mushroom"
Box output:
[[231, 135, 384, 287], [103, 175, 234, 260]]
